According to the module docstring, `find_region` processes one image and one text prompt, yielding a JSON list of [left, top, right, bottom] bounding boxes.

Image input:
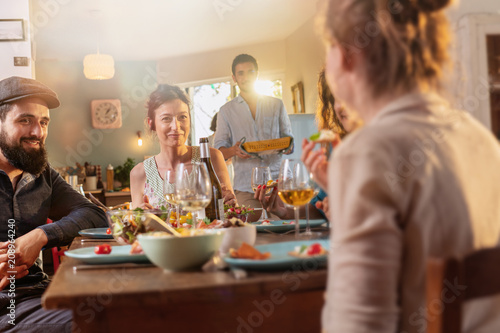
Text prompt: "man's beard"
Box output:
[[0, 132, 48, 175]]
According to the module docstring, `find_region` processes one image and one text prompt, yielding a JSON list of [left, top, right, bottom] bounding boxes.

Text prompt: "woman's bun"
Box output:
[[416, 0, 452, 12]]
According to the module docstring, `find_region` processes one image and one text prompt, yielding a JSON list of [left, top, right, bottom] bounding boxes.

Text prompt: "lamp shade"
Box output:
[[83, 53, 115, 80]]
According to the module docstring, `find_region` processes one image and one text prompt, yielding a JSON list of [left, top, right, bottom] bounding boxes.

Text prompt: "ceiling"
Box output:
[[31, 0, 319, 62]]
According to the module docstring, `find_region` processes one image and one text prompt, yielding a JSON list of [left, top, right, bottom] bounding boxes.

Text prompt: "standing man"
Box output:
[[214, 54, 293, 221], [0, 76, 108, 332]]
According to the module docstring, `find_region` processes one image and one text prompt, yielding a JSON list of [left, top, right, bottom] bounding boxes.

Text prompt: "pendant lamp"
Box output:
[[83, 51, 115, 80]]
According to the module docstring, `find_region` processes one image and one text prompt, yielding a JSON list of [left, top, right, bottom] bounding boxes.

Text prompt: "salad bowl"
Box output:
[[106, 209, 170, 245], [138, 229, 224, 271]]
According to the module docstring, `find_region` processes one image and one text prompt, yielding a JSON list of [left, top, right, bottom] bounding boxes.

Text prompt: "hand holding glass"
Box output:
[[251, 166, 272, 222]]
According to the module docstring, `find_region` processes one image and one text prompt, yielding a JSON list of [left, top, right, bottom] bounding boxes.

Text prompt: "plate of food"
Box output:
[[223, 240, 329, 271], [78, 227, 113, 239], [64, 245, 150, 265], [251, 219, 327, 233]]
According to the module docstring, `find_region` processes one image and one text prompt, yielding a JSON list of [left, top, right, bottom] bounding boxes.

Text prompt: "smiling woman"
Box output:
[[129, 84, 236, 212]]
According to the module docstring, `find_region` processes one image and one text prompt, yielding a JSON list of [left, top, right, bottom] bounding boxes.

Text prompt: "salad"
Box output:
[[224, 204, 255, 222], [108, 208, 168, 244], [288, 243, 328, 258]]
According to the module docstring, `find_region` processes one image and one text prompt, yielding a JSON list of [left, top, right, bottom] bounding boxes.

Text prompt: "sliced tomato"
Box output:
[[307, 243, 322, 255], [94, 244, 112, 255]]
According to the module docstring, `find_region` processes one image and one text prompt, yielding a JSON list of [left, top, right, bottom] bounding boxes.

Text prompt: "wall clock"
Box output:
[[91, 99, 122, 129]]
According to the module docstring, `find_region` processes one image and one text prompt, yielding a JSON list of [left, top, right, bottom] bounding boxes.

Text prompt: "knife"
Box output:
[[72, 263, 154, 271]]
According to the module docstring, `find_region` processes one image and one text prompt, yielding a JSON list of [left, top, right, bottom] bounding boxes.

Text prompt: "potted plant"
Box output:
[[114, 158, 135, 189]]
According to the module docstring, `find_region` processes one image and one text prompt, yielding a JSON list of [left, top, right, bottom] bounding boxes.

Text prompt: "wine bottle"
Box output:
[[199, 137, 224, 221]]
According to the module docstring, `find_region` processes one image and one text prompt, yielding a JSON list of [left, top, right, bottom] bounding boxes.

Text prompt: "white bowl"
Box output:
[[138, 229, 224, 272], [219, 224, 257, 255]]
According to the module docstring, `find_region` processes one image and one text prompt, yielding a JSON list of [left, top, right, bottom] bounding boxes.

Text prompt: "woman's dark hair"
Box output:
[[231, 54, 258, 75], [316, 68, 347, 138], [146, 84, 190, 130], [210, 113, 218, 133]]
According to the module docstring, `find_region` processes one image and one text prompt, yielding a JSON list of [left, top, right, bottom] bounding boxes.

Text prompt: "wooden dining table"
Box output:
[[42, 229, 329, 333]]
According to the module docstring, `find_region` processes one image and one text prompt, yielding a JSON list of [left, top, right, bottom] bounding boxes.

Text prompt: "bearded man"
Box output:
[[0, 76, 107, 332]]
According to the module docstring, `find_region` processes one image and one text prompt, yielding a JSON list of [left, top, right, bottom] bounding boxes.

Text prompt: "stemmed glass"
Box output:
[[301, 180, 322, 239], [174, 162, 212, 230], [163, 170, 180, 227], [277, 159, 316, 238], [251, 166, 272, 222]]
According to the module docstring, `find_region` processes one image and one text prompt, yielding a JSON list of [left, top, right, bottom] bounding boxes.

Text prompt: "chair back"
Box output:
[[426, 246, 500, 333]]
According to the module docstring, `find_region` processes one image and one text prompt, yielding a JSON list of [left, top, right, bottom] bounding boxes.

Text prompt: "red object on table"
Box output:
[[46, 219, 67, 273]]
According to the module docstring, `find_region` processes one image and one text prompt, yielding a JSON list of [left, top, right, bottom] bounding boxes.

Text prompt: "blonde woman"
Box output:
[[306, 0, 500, 332]]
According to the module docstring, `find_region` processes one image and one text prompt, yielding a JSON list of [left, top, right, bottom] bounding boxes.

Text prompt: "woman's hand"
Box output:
[[136, 195, 153, 210], [301, 138, 329, 190], [254, 185, 289, 219], [315, 198, 330, 220], [221, 183, 237, 206]]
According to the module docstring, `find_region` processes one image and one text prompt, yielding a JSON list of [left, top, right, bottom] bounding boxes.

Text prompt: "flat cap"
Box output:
[[0, 76, 60, 109]]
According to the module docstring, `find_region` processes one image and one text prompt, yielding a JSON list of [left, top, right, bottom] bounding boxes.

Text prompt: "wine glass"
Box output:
[[251, 166, 272, 222], [174, 162, 212, 230], [277, 159, 315, 238], [301, 180, 322, 239], [163, 170, 180, 227]]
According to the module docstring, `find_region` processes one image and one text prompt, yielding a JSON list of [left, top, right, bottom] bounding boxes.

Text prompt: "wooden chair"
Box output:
[[46, 219, 67, 273], [426, 247, 500, 333]]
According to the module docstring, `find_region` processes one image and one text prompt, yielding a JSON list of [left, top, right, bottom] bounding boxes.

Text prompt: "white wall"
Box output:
[[447, 0, 500, 22], [156, 19, 325, 117], [0, 0, 33, 79], [284, 16, 324, 115], [156, 40, 286, 86], [445, 0, 500, 130]]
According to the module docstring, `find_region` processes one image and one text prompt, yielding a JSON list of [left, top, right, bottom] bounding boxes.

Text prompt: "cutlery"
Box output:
[[80, 238, 113, 243], [73, 263, 154, 272], [230, 267, 248, 280], [202, 254, 248, 279], [109, 202, 130, 210], [146, 213, 183, 237], [88, 192, 109, 211]]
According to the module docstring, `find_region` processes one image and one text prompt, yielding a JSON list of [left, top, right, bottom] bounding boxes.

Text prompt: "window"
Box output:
[[187, 79, 283, 145]]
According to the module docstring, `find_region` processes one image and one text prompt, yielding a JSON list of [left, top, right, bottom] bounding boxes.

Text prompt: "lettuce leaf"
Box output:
[[309, 132, 320, 141]]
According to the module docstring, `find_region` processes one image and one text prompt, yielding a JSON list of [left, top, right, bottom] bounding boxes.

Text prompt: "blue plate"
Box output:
[[64, 245, 150, 265], [78, 228, 113, 239], [251, 219, 326, 233], [223, 239, 329, 271]]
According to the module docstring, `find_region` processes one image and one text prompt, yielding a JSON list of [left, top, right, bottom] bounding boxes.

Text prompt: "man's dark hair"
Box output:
[[0, 103, 13, 121], [231, 54, 258, 75]]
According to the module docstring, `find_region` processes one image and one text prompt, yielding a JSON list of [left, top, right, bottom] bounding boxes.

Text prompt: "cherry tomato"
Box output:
[[106, 228, 111, 234], [307, 243, 322, 255], [94, 244, 112, 255]]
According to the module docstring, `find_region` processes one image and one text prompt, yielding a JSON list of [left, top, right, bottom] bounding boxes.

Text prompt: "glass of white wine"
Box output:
[[163, 170, 180, 227], [174, 162, 212, 229], [277, 159, 315, 238], [301, 180, 322, 239], [251, 166, 272, 222]]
